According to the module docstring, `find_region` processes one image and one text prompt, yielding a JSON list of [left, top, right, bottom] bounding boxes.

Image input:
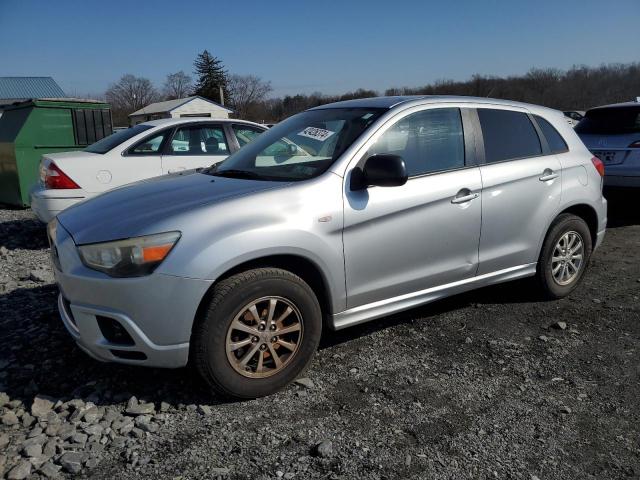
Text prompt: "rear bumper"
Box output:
[[30, 185, 86, 223]]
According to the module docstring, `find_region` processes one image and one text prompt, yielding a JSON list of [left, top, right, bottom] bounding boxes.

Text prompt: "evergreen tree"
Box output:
[[193, 50, 229, 105]]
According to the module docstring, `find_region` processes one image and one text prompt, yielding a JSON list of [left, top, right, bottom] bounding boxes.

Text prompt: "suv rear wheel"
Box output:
[[537, 213, 592, 299], [192, 268, 322, 399]]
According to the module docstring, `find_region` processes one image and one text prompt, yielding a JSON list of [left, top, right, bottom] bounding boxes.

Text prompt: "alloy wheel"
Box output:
[[225, 296, 303, 378], [551, 231, 584, 286]]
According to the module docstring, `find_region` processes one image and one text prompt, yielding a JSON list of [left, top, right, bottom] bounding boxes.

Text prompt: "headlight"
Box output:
[[78, 231, 181, 277]]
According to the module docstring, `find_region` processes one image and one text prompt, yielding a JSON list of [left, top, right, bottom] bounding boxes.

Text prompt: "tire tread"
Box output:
[[192, 268, 319, 399], [536, 213, 592, 300]]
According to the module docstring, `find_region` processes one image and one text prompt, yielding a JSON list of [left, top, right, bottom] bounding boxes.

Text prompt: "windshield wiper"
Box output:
[[211, 169, 265, 180]]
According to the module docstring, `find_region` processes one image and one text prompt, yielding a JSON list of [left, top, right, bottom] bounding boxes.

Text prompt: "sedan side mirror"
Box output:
[[351, 154, 408, 190]]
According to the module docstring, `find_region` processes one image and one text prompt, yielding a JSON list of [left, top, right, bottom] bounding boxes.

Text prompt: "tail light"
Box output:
[[591, 156, 605, 177], [628, 140, 640, 148], [44, 161, 80, 189]]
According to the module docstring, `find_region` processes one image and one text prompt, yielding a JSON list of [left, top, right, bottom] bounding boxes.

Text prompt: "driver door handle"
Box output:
[[451, 190, 479, 204], [539, 169, 559, 182]]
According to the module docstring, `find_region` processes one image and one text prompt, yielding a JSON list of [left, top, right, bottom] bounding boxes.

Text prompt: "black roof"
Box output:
[[587, 101, 640, 112]]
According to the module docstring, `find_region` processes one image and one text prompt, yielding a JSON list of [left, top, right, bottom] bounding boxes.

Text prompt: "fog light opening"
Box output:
[[97, 316, 135, 346]]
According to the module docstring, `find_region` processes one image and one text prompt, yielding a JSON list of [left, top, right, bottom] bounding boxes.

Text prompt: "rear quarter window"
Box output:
[[534, 115, 569, 154], [85, 124, 153, 154], [478, 109, 541, 163]]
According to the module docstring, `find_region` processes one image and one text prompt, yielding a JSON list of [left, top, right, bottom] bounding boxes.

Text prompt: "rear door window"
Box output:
[[534, 115, 568, 154], [169, 125, 229, 155], [478, 109, 541, 163]]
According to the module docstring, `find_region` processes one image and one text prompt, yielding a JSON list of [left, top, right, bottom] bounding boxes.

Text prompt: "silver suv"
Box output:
[[50, 96, 607, 398]]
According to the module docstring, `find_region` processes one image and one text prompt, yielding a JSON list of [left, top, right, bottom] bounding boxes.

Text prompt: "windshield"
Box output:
[[575, 106, 640, 135], [206, 108, 385, 181], [84, 124, 154, 154]]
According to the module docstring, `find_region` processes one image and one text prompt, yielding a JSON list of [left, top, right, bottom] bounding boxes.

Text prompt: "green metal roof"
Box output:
[[0, 76, 66, 100], [4, 98, 110, 110]]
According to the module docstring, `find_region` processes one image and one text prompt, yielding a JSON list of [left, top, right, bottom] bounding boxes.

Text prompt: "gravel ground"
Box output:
[[0, 189, 639, 480]]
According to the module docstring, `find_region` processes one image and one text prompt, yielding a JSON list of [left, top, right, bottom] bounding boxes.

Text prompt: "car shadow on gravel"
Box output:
[[0, 217, 48, 250], [0, 285, 225, 410], [605, 187, 640, 228], [2, 280, 535, 410], [320, 278, 540, 350]]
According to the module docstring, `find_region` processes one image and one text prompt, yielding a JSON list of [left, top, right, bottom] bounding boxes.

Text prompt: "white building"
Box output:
[[129, 96, 233, 125]]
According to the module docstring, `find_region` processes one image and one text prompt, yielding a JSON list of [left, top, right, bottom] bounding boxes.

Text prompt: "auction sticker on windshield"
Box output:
[[298, 127, 335, 142]]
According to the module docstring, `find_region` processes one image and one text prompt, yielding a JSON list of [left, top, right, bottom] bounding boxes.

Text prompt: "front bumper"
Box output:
[[53, 222, 213, 368], [30, 185, 86, 223], [58, 293, 194, 367]]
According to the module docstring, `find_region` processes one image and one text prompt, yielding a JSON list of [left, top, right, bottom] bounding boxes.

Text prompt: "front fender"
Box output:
[[157, 174, 347, 313], [195, 232, 345, 313]]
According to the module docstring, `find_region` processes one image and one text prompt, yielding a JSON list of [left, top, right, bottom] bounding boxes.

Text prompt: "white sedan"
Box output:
[[30, 118, 267, 222]]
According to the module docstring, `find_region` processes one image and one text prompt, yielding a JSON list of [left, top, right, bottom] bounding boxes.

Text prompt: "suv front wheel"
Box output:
[[192, 268, 322, 399], [537, 213, 593, 299]]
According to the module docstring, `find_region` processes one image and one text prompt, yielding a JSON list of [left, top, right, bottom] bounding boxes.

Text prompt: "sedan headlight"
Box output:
[[78, 231, 181, 277]]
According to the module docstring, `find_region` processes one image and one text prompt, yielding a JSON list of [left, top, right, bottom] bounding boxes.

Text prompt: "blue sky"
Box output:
[[0, 0, 638, 98]]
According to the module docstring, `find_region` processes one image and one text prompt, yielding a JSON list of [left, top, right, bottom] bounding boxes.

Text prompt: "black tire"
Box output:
[[536, 213, 592, 299], [192, 268, 322, 399]]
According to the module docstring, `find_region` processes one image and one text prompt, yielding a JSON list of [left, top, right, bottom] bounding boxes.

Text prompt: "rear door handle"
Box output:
[[539, 169, 559, 182], [451, 190, 479, 204]]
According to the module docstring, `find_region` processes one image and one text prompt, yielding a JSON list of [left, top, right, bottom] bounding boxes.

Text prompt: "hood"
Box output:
[[57, 172, 286, 245], [43, 150, 101, 162]]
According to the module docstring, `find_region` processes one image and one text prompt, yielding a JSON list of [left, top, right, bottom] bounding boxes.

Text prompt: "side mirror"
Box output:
[[351, 154, 408, 190]]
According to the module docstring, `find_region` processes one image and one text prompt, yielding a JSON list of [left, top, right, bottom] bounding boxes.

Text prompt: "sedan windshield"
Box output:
[[84, 124, 154, 154], [206, 108, 384, 181]]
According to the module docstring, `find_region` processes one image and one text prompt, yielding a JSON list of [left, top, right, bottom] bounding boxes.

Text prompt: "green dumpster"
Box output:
[[0, 98, 112, 206]]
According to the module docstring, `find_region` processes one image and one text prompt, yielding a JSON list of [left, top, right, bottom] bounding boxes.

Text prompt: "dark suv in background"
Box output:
[[576, 101, 640, 187]]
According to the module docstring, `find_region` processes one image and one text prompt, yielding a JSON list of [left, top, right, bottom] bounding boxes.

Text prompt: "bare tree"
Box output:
[[227, 74, 273, 119], [105, 74, 158, 113], [163, 71, 193, 100]]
